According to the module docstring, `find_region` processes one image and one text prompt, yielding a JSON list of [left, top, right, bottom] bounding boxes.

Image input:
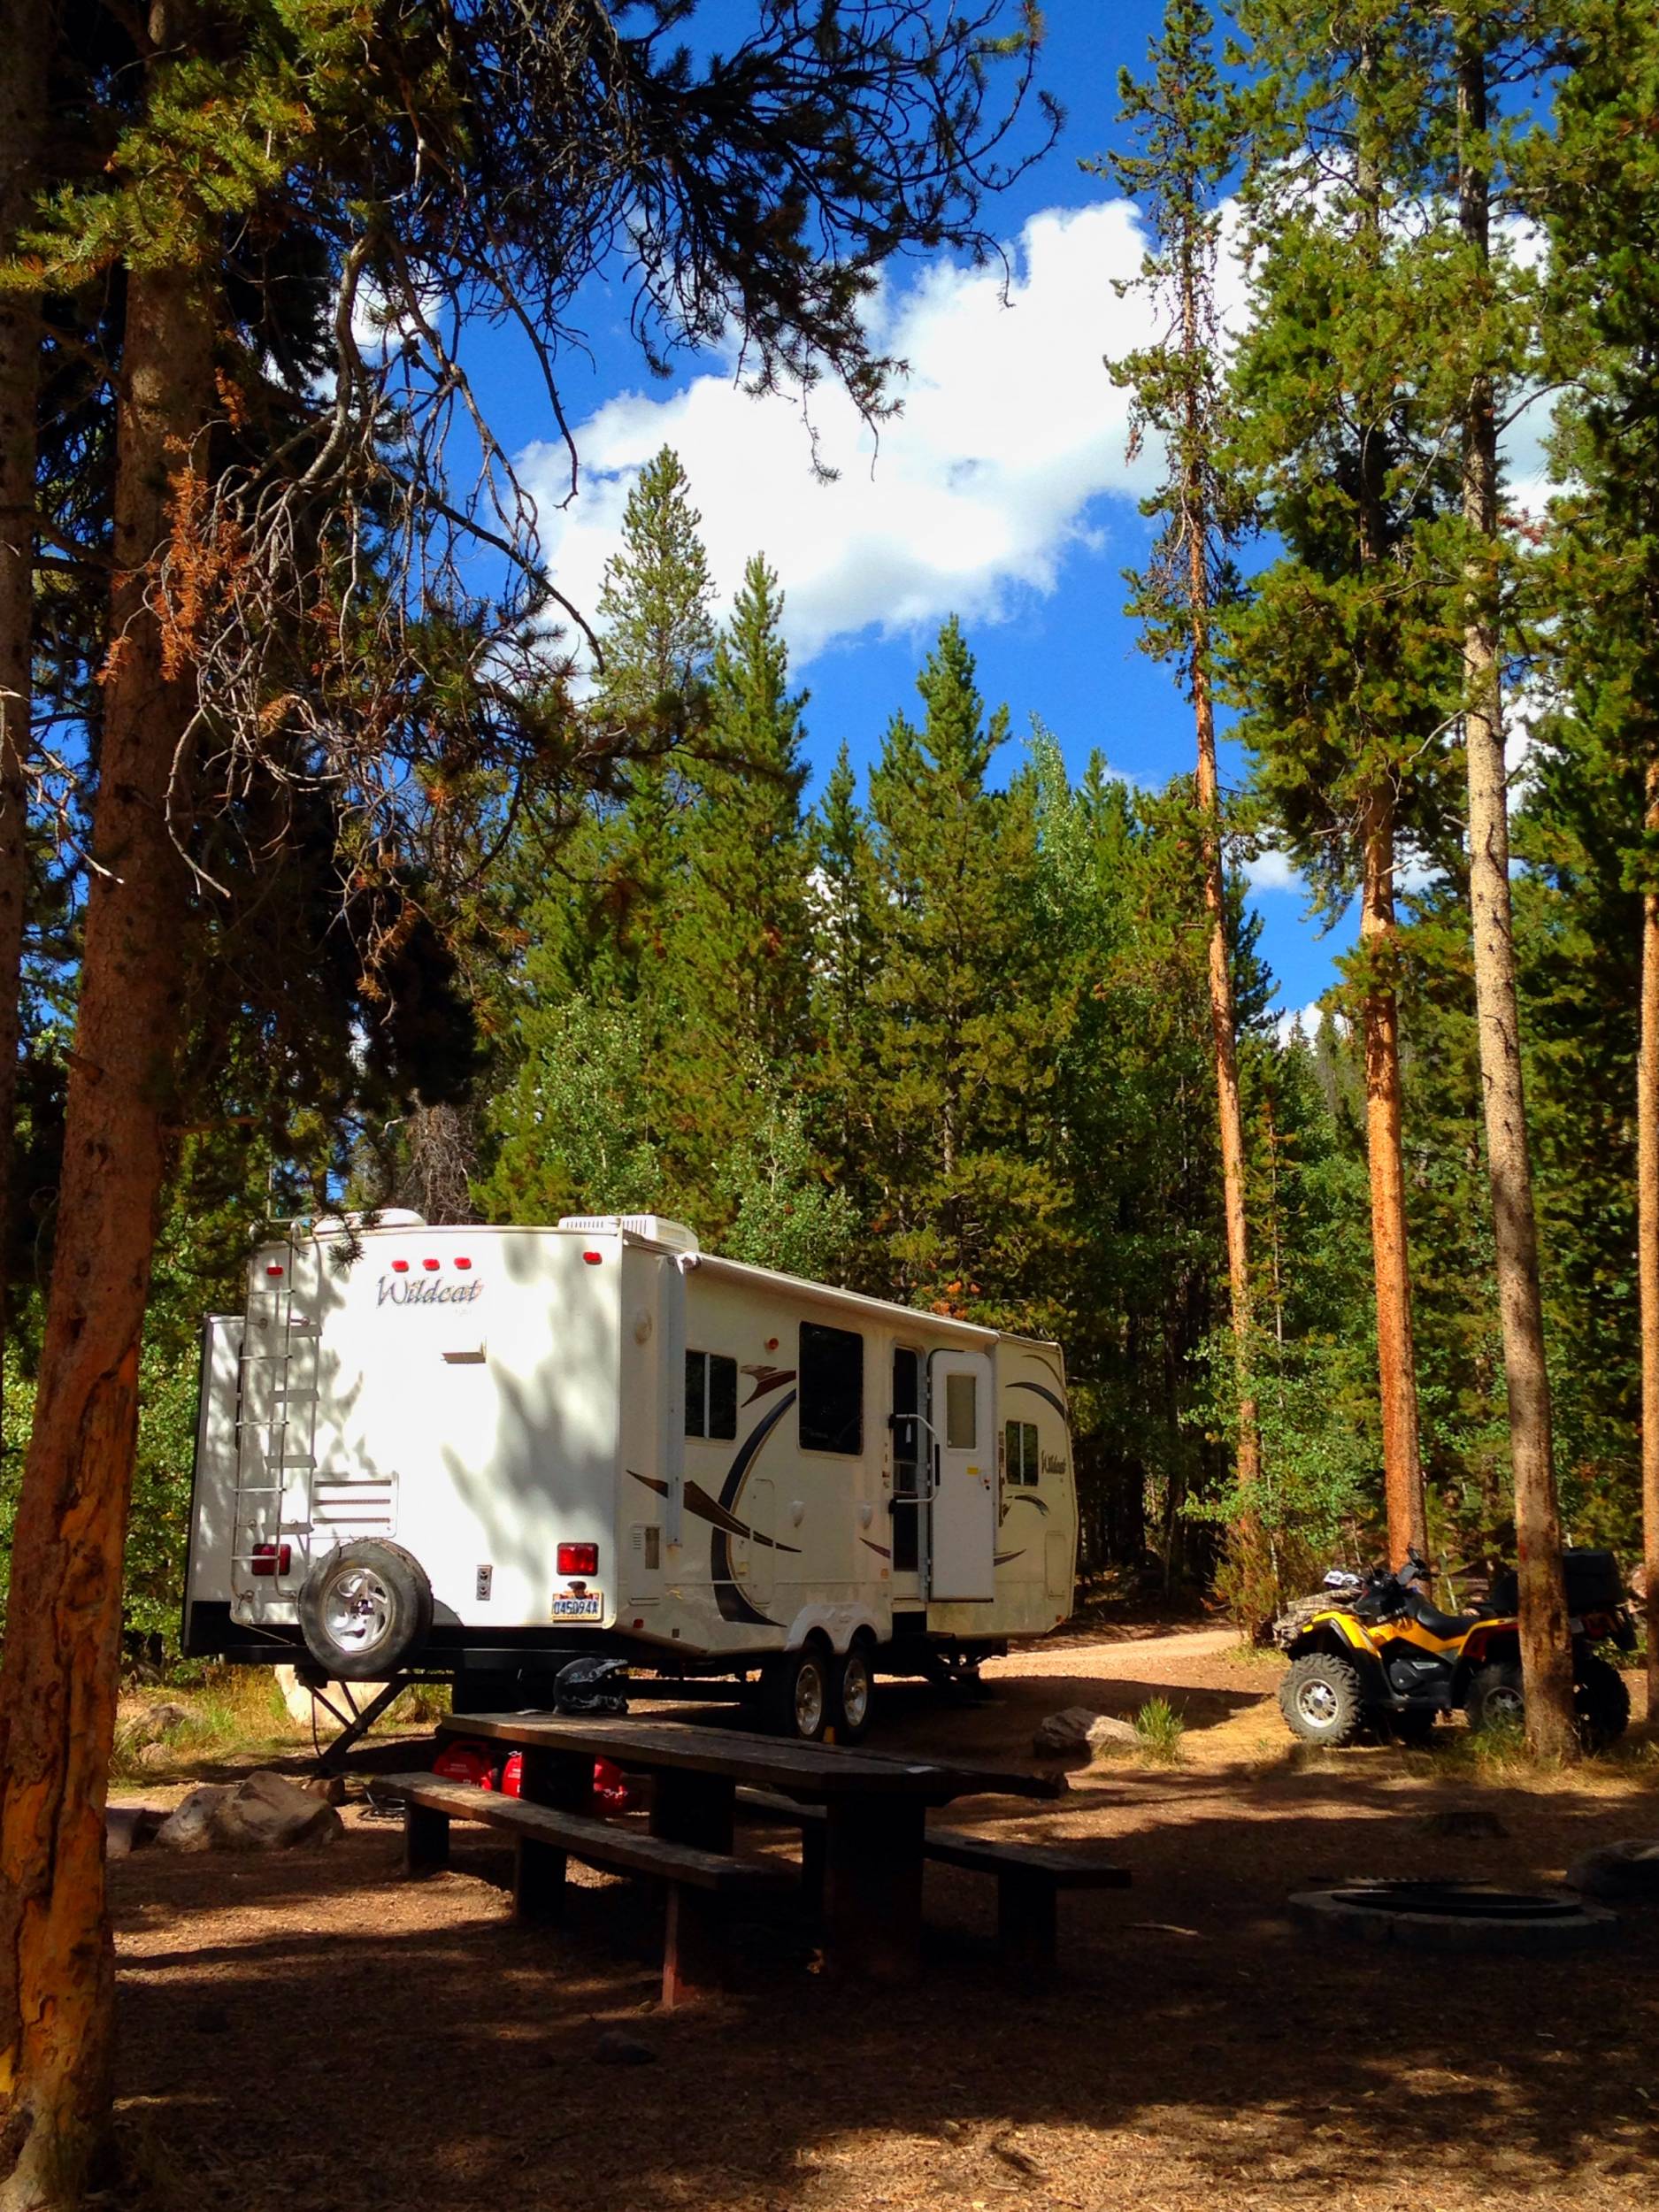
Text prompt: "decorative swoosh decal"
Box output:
[[684, 1480, 801, 1553], [628, 1471, 669, 1498], [1006, 1492, 1050, 1517], [741, 1363, 797, 1407], [710, 1392, 796, 1625], [994, 1549, 1027, 1566], [859, 1537, 892, 1560], [1010, 1379, 1069, 1419]]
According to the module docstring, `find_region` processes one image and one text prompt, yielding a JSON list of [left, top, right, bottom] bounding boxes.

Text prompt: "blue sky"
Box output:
[[465, 3, 1348, 1022]]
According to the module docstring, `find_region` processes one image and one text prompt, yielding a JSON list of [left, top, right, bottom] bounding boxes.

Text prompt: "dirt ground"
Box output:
[[110, 1631, 1659, 2212]]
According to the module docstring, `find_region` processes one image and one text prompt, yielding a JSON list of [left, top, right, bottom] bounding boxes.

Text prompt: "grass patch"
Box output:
[[1134, 1696, 1186, 1764]]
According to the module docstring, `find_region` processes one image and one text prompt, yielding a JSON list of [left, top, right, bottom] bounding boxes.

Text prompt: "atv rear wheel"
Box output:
[[1279, 1652, 1366, 1746], [1574, 1652, 1631, 1752], [1465, 1661, 1525, 1735]]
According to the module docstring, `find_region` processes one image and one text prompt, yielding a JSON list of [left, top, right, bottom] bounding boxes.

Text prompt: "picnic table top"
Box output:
[[437, 1711, 1066, 1804]]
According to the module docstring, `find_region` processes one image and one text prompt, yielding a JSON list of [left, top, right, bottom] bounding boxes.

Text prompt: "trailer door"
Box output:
[[926, 1348, 995, 1601]]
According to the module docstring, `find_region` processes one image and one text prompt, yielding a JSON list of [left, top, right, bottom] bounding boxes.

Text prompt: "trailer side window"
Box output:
[[1005, 1419, 1040, 1485], [686, 1350, 738, 1441], [799, 1323, 864, 1455]]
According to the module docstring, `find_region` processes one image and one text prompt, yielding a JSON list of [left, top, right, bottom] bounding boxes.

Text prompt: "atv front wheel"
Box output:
[[1574, 1652, 1631, 1752], [1279, 1652, 1366, 1746], [1465, 1661, 1525, 1735]]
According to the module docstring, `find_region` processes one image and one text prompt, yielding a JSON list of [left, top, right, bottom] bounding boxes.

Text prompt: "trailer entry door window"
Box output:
[[686, 1350, 738, 1440], [945, 1370, 978, 1450], [800, 1323, 864, 1455], [1005, 1419, 1040, 1485]]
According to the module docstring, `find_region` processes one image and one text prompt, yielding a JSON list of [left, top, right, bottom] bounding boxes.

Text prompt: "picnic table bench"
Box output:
[[737, 1787, 1131, 1968], [430, 1711, 1076, 1986], [379, 1770, 793, 2008]]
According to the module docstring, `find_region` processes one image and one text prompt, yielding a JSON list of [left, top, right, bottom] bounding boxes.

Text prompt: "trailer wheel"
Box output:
[[831, 1642, 876, 1745], [758, 1647, 830, 1741], [299, 1540, 433, 1680]]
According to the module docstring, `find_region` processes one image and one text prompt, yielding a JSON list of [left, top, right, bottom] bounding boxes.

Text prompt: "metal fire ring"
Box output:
[[1290, 1880, 1620, 1955]]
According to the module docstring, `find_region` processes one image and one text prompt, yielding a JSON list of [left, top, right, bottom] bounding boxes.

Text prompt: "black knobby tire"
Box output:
[[830, 1641, 876, 1745], [1279, 1651, 1366, 1746], [1574, 1651, 1631, 1752], [1465, 1659, 1526, 1735], [299, 1540, 433, 1680], [758, 1646, 830, 1741]]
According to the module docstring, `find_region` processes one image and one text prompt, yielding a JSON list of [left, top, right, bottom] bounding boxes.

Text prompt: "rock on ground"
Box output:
[[154, 1772, 343, 1854], [1033, 1707, 1139, 1757], [1564, 1839, 1659, 1902], [155, 1785, 229, 1854]]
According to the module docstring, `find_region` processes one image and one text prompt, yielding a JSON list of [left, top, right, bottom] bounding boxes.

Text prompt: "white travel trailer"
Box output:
[[185, 1212, 1078, 1740]]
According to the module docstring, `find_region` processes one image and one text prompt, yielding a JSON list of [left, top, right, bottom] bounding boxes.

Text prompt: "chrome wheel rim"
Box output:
[[1485, 1685, 1525, 1724], [795, 1659, 826, 1738], [324, 1565, 391, 1654], [1296, 1678, 1340, 1729], [841, 1655, 871, 1730]]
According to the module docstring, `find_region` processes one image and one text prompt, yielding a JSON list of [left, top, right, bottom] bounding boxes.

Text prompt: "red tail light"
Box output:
[[582, 1249, 603, 1265], [557, 1542, 598, 1577], [250, 1541, 291, 1577]]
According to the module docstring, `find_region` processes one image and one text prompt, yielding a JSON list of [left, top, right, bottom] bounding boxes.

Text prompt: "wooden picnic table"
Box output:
[[438, 1711, 1064, 1983]]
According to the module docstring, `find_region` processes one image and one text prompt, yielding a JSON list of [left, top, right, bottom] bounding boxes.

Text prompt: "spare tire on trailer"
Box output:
[[299, 1540, 433, 1680]]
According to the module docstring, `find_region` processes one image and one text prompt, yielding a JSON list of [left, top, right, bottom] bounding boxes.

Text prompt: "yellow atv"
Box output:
[[1278, 1548, 1632, 1751]]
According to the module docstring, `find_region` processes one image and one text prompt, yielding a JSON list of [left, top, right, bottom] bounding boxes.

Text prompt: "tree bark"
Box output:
[[1358, 786, 1426, 1564], [1178, 197, 1260, 1546], [1639, 754, 1659, 1717], [1456, 42, 1575, 1761], [0, 227, 212, 2206], [0, 0, 53, 1436]]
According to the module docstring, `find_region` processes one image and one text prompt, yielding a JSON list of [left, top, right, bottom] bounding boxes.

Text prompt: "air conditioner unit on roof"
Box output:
[[557, 1214, 700, 1254]]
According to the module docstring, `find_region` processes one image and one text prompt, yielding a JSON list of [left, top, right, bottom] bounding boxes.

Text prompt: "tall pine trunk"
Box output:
[[1351, 47, 1425, 1570], [1455, 41, 1574, 1760], [1358, 787, 1426, 1563], [1640, 754, 1659, 1717], [1182, 269, 1262, 1537], [0, 0, 52, 1435], [0, 233, 212, 2206]]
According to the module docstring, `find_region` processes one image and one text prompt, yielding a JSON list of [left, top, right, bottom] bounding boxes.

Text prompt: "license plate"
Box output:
[[552, 1590, 603, 1621]]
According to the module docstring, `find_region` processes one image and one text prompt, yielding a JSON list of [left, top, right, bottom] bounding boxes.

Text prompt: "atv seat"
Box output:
[[1407, 1596, 1481, 1640]]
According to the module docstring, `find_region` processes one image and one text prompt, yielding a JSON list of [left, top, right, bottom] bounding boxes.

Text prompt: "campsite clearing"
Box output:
[[109, 1624, 1658, 2212]]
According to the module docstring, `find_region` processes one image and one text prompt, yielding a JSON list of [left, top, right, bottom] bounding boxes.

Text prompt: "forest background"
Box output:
[[1, 0, 1655, 1650]]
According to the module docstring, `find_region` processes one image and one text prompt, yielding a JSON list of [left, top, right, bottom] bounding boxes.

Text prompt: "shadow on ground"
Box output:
[[112, 1739, 1659, 2212]]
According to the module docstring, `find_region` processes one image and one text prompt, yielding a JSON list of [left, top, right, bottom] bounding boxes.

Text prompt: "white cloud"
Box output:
[[520, 200, 1179, 667], [1244, 844, 1302, 894]]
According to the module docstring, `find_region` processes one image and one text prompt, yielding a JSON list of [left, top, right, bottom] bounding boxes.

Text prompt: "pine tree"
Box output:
[[862, 618, 1066, 1324], [595, 445, 717, 736], [655, 553, 814, 1193], [1227, 2, 1463, 1565], [1100, 0, 1265, 1581], [1444, 9, 1575, 1755], [1540, 0, 1659, 1708], [809, 742, 883, 1265]]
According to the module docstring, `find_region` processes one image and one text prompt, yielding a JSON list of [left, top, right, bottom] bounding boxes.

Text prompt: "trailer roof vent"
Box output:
[[558, 1214, 700, 1255]]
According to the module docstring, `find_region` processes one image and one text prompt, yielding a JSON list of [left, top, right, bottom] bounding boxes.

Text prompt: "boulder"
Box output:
[[155, 1785, 231, 1854], [1564, 1839, 1659, 1904], [207, 1770, 343, 1851], [1033, 1707, 1138, 1758]]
